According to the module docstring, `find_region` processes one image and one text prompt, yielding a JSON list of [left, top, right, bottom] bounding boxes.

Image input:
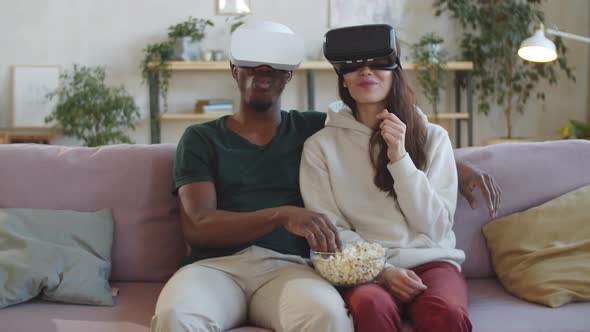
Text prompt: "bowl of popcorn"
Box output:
[[310, 242, 386, 287]]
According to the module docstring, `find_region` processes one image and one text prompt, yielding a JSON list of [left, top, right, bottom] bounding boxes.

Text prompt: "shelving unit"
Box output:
[[160, 111, 469, 121], [149, 61, 474, 146], [160, 112, 233, 121], [0, 127, 60, 144], [160, 60, 474, 71]]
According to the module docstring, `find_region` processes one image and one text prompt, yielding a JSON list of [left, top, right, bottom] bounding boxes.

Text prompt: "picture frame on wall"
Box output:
[[216, 0, 251, 15], [11, 65, 60, 128], [328, 0, 406, 29]]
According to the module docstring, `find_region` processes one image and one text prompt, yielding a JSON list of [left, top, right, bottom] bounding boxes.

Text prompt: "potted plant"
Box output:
[[434, 0, 575, 141], [227, 14, 247, 33], [411, 33, 449, 123], [560, 120, 590, 140], [168, 16, 214, 61], [45, 64, 140, 147]]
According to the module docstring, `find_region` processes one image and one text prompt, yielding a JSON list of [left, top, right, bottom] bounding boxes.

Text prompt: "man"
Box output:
[[152, 21, 500, 332]]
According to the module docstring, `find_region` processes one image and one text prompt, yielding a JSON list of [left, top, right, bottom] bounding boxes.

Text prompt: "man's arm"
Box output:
[[456, 159, 501, 218], [178, 182, 341, 252]]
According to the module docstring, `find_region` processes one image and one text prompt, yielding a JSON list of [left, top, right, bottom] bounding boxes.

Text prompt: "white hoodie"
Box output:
[[300, 101, 465, 270]]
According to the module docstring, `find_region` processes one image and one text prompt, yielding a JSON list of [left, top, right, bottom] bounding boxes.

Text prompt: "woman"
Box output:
[[300, 25, 472, 332]]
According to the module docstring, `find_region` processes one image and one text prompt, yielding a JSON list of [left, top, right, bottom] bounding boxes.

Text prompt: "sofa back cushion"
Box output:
[[0, 144, 185, 282], [453, 139, 590, 278]]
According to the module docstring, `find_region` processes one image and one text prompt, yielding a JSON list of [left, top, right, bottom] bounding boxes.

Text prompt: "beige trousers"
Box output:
[[151, 246, 354, 332]]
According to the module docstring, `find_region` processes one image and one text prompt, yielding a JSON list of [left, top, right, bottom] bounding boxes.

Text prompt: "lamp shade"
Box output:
[[518, 28, 557, 63]]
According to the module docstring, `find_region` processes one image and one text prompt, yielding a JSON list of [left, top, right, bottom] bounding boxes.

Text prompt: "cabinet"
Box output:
[[148, 61, 474, 146]]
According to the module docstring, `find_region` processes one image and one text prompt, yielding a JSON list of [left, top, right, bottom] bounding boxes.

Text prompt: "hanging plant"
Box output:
[[141, 41, 174, 112]]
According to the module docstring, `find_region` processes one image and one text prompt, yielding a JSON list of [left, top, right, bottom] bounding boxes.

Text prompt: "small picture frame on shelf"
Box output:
[[216, 0, 251, 15], [11, 65, 61, 128]]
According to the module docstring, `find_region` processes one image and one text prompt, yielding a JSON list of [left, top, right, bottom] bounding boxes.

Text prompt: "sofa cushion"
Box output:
[[482, 184, 590, 308], [453, 140, 590, 278], [2, 279, 586, 332], [0, 208, 114, 308], [0, 282, 162, 332], [467, 279, 590, 332], [0, 281, 272, 332], [0, 144, 185, 282]]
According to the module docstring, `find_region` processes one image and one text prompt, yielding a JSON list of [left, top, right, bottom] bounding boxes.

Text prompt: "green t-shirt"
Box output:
[[173, 110, 326, 262]]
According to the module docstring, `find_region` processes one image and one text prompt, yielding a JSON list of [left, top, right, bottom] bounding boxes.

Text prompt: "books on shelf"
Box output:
[[203, 103, 232, 112], [195, 99, 233, 113]]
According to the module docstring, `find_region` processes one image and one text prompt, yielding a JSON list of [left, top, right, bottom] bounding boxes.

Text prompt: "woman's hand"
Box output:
[[377, 110, 407, 164], [377, 266, 427, 303]]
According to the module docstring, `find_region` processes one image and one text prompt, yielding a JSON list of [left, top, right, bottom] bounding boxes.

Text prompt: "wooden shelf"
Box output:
[[155, 61, 474, 72], [0, 127, 61, 144], [161, 111, 469, 122], [147, 59, 474, 147], [426, 112, 470, 120], [161, 112, 233, 121]]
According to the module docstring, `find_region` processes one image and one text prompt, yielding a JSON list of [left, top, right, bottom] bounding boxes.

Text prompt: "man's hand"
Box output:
[[274, 206, 342, 253], [377, 110, 407, 164], [377, 267, 427, 303], [457, 160, 501, 218]]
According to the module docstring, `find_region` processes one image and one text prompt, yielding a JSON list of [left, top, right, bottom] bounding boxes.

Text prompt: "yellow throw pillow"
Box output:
[[482, 184, 590, 308]]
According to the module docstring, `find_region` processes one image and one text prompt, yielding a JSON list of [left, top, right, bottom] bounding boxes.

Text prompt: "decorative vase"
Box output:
[[174, 37, 202, 61], [428, 43, 442, 64]]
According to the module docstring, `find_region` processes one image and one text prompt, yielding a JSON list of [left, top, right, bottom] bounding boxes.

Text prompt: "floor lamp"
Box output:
[[518, 24, 590, 63]]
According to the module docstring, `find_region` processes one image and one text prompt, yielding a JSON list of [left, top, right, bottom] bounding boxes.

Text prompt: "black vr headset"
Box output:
[[323, 24, 401, 75]]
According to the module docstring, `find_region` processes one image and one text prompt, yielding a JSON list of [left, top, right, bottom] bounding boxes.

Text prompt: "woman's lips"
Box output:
[[357, 81, 378, 87]]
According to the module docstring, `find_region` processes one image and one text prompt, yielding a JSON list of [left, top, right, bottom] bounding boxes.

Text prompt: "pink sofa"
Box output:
[[0, 140, 589, 332]]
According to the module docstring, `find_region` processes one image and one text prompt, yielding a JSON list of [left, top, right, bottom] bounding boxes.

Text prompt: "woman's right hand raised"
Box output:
[[274, 206, 342, 253]]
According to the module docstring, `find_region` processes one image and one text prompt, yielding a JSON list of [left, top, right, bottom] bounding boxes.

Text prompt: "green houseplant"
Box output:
[[141, 41, 174, 111], [45, 65, 140, 147], [168, 16, 214, 61], [560, 120, 590, 140], [411, 33, 449, 123], [226, 14, 247, 33], [434, 0, 575, 139]]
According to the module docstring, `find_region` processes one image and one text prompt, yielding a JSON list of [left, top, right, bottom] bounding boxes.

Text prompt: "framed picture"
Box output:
[[216, 0, 251, 15], [11, 65, 61, 128], [328, 0, 406, 28]]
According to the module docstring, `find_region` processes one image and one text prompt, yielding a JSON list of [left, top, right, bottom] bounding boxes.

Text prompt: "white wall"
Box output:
[[1, 0, 588, 146]]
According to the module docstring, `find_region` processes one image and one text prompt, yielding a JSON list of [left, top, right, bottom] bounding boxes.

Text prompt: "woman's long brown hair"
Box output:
[[338, 42, 427, 198]]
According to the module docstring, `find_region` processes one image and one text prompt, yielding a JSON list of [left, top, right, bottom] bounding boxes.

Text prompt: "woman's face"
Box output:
[[342, 66, 393, 105]]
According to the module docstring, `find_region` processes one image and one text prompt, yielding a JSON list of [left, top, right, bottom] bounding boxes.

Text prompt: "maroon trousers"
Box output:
[[341, 261, 472, 332]]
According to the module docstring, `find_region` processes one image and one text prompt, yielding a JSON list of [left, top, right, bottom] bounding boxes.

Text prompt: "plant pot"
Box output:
[[486, 137, 534, 145], [174, 37, 202, 61], [428, 43, 442, 64]]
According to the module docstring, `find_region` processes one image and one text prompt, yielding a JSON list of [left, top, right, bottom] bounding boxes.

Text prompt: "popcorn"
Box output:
[[311, 242, 386, 286]]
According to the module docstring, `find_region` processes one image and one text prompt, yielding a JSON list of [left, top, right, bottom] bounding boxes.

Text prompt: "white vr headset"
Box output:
[[229, 21, 305, 71]]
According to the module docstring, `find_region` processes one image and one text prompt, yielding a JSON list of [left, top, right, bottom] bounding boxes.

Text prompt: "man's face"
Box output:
[[232, 65, 292, 112]]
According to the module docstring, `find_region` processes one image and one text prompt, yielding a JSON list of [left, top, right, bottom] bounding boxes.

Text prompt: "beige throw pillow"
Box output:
[[483, 184, 590, 308]]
